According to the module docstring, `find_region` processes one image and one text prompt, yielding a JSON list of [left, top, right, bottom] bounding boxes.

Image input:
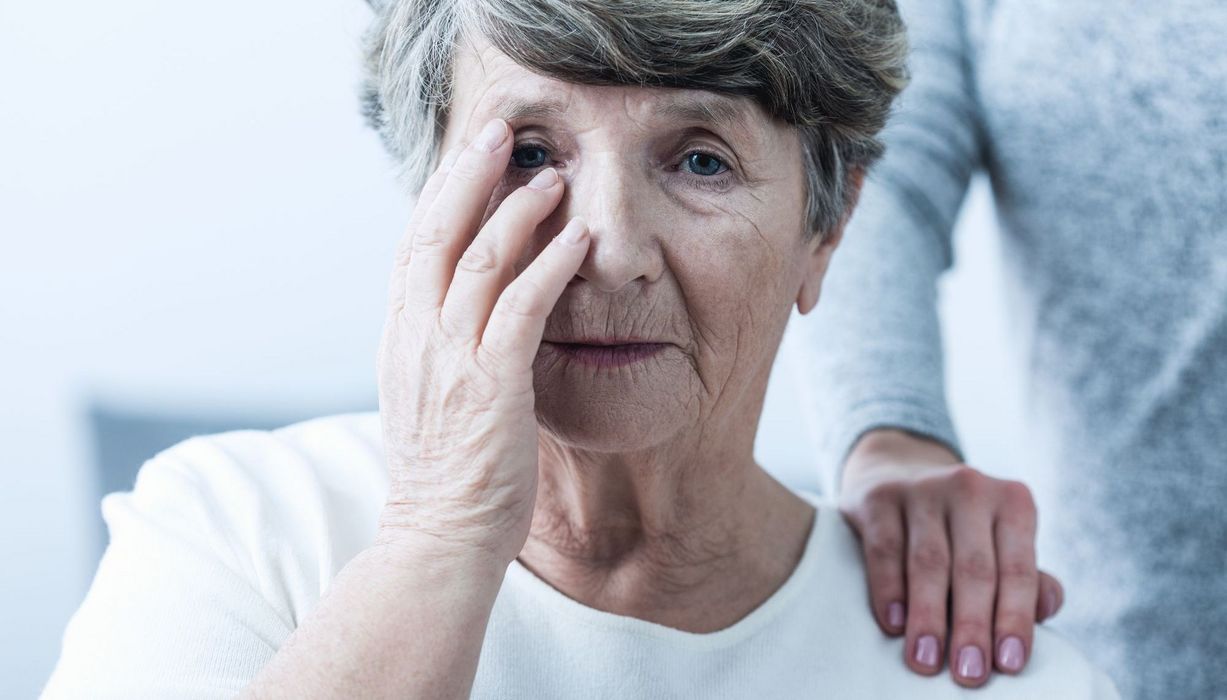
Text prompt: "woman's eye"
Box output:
[[510, 145, 549, 169], [683, 151, 728, 177]]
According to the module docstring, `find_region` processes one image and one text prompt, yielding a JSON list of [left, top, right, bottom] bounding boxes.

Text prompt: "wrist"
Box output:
[[371, 521, 512, 583], [841, 428, 962, 489]]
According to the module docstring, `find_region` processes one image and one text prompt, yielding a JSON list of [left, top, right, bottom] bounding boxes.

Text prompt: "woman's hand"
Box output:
[[838, 429, 1064, 689], [375, 117, 590, 566]]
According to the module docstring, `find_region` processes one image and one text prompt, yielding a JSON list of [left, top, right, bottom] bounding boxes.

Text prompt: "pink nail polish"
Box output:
[[887, 602, 905, 629], [915, 635, 940, 667], [999, 636, 1025, 672], [957, 646, 984, 679]]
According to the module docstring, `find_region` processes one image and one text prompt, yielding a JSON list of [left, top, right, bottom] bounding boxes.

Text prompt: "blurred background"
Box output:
[[0, 1, 1029, 696]]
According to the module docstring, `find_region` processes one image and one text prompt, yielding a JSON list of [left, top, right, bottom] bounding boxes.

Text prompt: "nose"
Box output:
[[556, 155, 664, 293]]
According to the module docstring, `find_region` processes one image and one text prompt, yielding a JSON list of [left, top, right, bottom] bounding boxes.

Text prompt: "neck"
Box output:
[[518, 417, 814, 633]]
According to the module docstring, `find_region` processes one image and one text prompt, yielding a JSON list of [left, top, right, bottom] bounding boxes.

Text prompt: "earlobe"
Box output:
[[795, 236, 835, 315], [795, 167, 866, 315]]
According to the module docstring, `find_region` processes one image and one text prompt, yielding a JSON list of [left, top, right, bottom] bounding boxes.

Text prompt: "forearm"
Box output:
[[241, 534, 506, 700], [798, 0, 981, 496], [841, 428, 962, 494]]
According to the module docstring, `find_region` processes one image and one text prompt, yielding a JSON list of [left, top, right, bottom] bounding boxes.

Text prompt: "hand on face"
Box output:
[[376, 117, 589, 566], [838, 430, 1063, 689]]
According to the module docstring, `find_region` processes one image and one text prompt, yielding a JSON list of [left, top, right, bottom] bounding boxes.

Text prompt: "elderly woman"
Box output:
[[44, 1, 1117, 698]]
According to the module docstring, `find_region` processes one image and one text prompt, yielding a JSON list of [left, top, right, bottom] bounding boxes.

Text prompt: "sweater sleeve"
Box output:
[[40, 441, 296, 699], [796, 0, 982, 497]]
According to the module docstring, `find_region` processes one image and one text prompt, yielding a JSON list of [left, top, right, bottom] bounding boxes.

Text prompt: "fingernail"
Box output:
[[887, 602, 905, 629], [998, 636, 1025, 672], [474, 119, 507, 152], [527, 167, 558, 190], [559, 218, 588, 244], [914, 635, 940, 668], [957, 646, 985, 679]]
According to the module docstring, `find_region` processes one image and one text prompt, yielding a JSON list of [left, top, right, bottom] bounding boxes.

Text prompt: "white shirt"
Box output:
[[42, 412, 1119, 698]]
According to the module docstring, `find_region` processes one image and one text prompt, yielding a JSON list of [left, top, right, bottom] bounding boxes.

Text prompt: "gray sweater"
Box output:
[[798, 0, 1227, 697]]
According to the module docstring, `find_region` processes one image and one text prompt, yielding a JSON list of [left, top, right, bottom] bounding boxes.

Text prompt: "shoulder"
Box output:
[[789, 490, 1120, 698], [107, 411, 388, 616], [121, 411, 387, 543]]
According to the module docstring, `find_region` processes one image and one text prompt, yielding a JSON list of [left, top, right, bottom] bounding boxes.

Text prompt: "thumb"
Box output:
[[1037, 571, 1064, 621]]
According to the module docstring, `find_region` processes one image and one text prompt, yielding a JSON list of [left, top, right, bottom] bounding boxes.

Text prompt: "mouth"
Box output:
[[540, 339, 670, 368]]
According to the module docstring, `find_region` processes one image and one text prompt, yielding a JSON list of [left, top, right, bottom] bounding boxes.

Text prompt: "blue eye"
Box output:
[[510, 145, 548, 169], [684, 152, 727, 177]]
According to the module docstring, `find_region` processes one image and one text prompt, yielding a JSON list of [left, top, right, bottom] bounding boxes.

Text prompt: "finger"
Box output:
[[439, 167, 565, 340], [904, 501, 951, 677], [853, 493, 909, 636], [992, 482, 1039, 675], [387, 146, 462, 311], [1037, 570, 1064, 621], [397, 146, 463, 267], [404, 118, 513, 318], [480, 217, 590, 370], [947, 499, 998, 687]]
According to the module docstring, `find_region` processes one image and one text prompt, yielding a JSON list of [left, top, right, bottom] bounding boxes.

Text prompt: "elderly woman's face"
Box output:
[[442, 41, 836, 452]]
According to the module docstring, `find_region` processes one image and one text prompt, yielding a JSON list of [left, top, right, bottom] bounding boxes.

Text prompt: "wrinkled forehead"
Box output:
[[443, 37, 776, 149]]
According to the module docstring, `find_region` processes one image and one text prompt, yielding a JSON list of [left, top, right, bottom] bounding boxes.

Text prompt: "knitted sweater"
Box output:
[[797, 1, 1227, 697]]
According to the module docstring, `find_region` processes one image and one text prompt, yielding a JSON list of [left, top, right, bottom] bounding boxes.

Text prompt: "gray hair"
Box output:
[[360, 0, 909, 239]]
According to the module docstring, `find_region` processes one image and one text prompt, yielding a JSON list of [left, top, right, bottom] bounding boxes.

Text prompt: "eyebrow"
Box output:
[[489, 93, 757, 136]]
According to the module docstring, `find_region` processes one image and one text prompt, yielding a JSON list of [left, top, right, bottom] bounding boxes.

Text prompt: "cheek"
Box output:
[[663, 189, 806, 374], [669, 226, 796, 349]]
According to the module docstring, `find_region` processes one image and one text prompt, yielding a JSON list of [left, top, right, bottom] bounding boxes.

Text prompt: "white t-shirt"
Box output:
[[42, 412, 1119, 699]]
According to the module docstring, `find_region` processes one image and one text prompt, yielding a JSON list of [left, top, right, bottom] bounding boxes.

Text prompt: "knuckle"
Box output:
[[908, 599, 946, 625], [995, 611, 1034, 633], [951, 617, 991, 641], [411, 225, 450, 255], [865, 534, 905, 564], [864, 480, 903, 505], [1000, 480, 1037, 512], [457, 242, 499, 274], [951, 466, 986, 494], [998, 558, 1038, 584], [910, 541, 951, 574], [500, 282, 546, 319], [953, 551, 997, 584], [471, 346, 507, 383]]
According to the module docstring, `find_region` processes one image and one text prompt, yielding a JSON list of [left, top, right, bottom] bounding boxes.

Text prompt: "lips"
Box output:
[[544, 337, 654, 345], [541, 340, 670, 368]]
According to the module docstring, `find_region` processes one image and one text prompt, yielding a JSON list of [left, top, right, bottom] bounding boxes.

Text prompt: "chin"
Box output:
[[534, 383, 696, 449]]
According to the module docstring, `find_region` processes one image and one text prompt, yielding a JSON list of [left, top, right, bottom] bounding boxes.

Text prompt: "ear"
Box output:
[[796, 167, 866, 315]]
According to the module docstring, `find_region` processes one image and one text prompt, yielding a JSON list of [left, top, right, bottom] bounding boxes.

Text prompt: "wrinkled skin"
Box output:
[[376, 36, 1058, 688]]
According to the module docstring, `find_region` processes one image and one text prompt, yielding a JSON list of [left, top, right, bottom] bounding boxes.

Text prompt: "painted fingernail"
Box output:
[[887, 602, 905, 629], [998, 636, 1025, 672], [527, 167, 558, 190], [914, 635, 940, 668], [474, 119, 508, 152], [957, 646, 984, 679], [559, 218, 588, 244]]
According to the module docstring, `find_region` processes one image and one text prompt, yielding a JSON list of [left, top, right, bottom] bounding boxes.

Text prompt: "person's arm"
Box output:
[[46, 121, 587, 699], [244, 120, 588, 697], [795, 0, 1060, 689], [240, 534, 505, 699], [41, 449, 296, 699]]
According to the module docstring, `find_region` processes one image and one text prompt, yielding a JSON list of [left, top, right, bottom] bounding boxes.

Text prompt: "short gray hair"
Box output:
[[360, 0, 909, 238]]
